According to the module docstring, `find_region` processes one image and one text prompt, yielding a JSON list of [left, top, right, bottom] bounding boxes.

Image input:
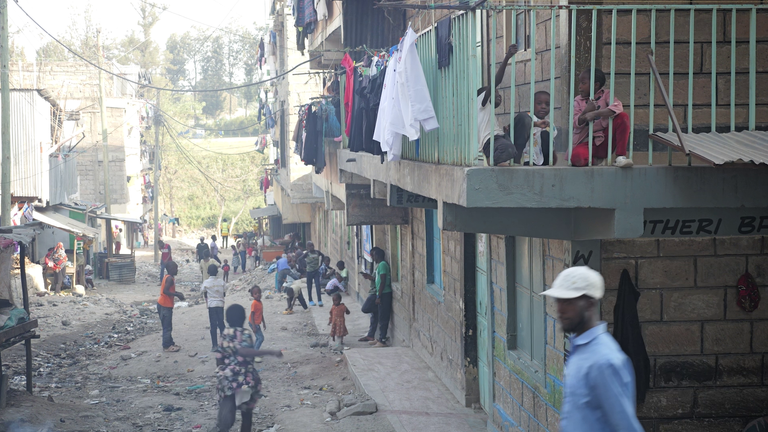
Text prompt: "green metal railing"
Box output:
[[400, 12, 480, 165], [339, 4, 766, 167]]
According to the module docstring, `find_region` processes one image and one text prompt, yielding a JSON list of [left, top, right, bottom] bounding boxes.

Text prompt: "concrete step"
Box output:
[[345, 346, 488, 432]]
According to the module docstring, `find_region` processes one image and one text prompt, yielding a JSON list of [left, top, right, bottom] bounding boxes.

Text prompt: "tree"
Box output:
[[164, 33, 192, 87], [198, 34, 227, 118], [36, 41, 69, 62], [133, 1, 164, 71], [10, 39, 27, 62]]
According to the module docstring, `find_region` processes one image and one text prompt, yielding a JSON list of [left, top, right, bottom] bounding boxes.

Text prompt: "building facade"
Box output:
[[280, 1, 768, 430]]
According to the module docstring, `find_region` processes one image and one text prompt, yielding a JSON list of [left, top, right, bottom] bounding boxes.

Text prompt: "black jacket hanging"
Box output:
[[436, 17, 453, 69], [612, 269, 651, 403]]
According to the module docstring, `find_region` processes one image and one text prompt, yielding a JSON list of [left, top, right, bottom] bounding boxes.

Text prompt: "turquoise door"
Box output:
[[476, 234, 493, 412]]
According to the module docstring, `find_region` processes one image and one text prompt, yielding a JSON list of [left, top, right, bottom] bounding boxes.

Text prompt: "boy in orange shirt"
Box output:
[[249, 285, 266, 349], [157, 261, 185, 352]]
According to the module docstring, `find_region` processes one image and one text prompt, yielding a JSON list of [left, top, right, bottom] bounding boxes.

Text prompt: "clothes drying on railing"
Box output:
[[293, 101, 338, 174], [348, 55, 387, 156], [374, 26, 439, 162]]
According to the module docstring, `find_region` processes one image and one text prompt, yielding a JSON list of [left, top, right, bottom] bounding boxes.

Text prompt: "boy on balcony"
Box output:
[[509, 91, 558, 166], [477, 44, 519, 166], [571, 69, 633, 168]]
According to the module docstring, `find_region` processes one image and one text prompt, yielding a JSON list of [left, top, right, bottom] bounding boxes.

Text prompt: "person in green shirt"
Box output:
[[361, 247, 392, 347], [336, 260, 349, 291]]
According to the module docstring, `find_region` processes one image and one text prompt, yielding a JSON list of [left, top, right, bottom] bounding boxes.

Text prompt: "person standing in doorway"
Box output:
[[115, 228, 123, 254], [210, 235, 222, 264], [221, 219, 230, 248], [541, 266, 643, 431], [299, 241, 325, 307], [157, 261, 185, 352], [159, 240, 172, 283]]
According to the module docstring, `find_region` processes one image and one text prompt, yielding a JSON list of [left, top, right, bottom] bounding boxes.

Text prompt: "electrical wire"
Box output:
[[148, 101, 277, 133], [162, 119, 265, 156], [137, 0, 261, 43], [14, 1, 321, 94]]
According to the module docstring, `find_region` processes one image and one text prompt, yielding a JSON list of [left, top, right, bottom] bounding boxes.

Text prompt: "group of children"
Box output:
[[157, 254, 277, 432], [479, 44, 633, 168]]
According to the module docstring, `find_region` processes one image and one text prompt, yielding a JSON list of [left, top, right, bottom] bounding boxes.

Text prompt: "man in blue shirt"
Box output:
[[542, 266, 643, 432], [275, 255, 293, 293]]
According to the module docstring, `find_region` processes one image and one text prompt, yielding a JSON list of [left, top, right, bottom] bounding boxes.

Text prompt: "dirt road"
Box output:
[[0, 238, 394, 432]]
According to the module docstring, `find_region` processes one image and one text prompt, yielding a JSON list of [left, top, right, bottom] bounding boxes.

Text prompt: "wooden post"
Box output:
[[19, 242, 32, 394]]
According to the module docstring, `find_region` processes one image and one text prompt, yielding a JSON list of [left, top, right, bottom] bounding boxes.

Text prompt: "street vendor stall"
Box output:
[[33, 209, 99, 289], [0, 223, 42, 407], [93, 213, 142, 283]]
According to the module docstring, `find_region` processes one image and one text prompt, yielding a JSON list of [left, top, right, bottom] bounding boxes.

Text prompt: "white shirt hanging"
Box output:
[[374, 26, 439, 162]]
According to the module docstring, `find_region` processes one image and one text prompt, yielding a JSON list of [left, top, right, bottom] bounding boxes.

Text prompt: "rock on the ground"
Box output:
[[61, 319, 71, 327], [72, 285, 86, 296], [309, 341, 320, 348], [120, 354, 132, 361], [336, 400, 377, 419], [325, 398, 340, 415], [341, 394, 357, 408]]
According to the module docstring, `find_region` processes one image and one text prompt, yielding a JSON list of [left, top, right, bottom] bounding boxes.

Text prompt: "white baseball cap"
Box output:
[[541, 266, 605, 300]]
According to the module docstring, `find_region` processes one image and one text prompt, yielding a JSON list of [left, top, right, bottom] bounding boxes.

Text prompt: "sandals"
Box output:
[[282, 310, 294, 315], [358, 336, 374, 342], [164, 345, 181, 352]]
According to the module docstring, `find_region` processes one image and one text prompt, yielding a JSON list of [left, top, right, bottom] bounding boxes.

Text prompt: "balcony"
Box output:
[[335, 4, 768, 240]]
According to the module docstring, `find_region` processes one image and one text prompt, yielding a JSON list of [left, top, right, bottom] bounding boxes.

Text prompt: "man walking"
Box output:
[[541, 266, 643, 432], [210, 235, 222, 264]]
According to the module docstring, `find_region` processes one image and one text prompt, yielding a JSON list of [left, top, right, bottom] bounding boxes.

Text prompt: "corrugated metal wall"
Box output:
[[0, 90, 53, 202], [48, 153, 77, 205]]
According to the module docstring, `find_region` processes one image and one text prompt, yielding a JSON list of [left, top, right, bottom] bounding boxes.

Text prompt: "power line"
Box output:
[[148, 101, 272, 133], [137, 0, 262, 43], [14, 2, 321, 94]]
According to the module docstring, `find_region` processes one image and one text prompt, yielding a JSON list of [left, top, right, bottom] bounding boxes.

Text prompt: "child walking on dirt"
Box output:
[[230, 245, 241, 274], [201, 263, 227, 351], [216, 304, 282, 432], [157, 261, 185, 352], [328, 293, 350, 348], [249, 286, 266, 349], [222, 260, 231, 282]]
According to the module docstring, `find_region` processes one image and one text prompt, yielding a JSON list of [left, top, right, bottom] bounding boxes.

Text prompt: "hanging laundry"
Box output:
[[302, 107, 319, 166], [315, 0, 328, 21], [436, 17, 453, 69], [265, 105, 276, 129], [341, 54, 355, 138], [374, 26, 439, 161], [613, 269, 651, 403]]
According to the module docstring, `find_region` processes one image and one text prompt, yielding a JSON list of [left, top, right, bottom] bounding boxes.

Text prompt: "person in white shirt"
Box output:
[[201, 263, 227, 351], [510, 91, 558, 166], [324, 273, 346, 296], [115, 228, 124, 254], [478, 44, 518, 166]]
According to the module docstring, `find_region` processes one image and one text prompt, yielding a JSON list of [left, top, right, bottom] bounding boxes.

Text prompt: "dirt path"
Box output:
[[0, 239, 394, 432]]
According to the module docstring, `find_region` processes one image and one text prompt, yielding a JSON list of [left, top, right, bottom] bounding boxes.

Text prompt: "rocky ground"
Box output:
[[0, 238, 394, 432]]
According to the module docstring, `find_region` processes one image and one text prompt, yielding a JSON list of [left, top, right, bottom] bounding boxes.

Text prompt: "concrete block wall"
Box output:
[[409, 208, 470, 406], [491, 236, 569, 432], [10, 61, 113, 100], [599, 9, 768, 135], [602, 236, 768, 431]]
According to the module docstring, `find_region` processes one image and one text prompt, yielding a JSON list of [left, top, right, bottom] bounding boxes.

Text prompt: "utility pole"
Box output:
[[97, 30, 111, 214], [0, 0, 11, 227], [153, 89, 160, 263]]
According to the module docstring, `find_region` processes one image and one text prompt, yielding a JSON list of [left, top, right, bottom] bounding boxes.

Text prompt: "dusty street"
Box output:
[[0, 238, 394, 432]]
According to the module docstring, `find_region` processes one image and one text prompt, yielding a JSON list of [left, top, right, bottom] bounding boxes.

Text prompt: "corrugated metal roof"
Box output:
[[250, 206, 280, 218], [34, 209, 100, 238], [93, 213, 143, 224], [650, 131, 768, 166], [0, 90, 54, 201]]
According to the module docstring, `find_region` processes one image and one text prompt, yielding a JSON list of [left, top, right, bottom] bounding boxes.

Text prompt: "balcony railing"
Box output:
[[341, 4, 767, 167]]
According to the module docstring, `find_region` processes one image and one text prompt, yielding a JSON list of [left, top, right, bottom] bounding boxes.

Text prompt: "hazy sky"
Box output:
[[10, 0, 271, 60]]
